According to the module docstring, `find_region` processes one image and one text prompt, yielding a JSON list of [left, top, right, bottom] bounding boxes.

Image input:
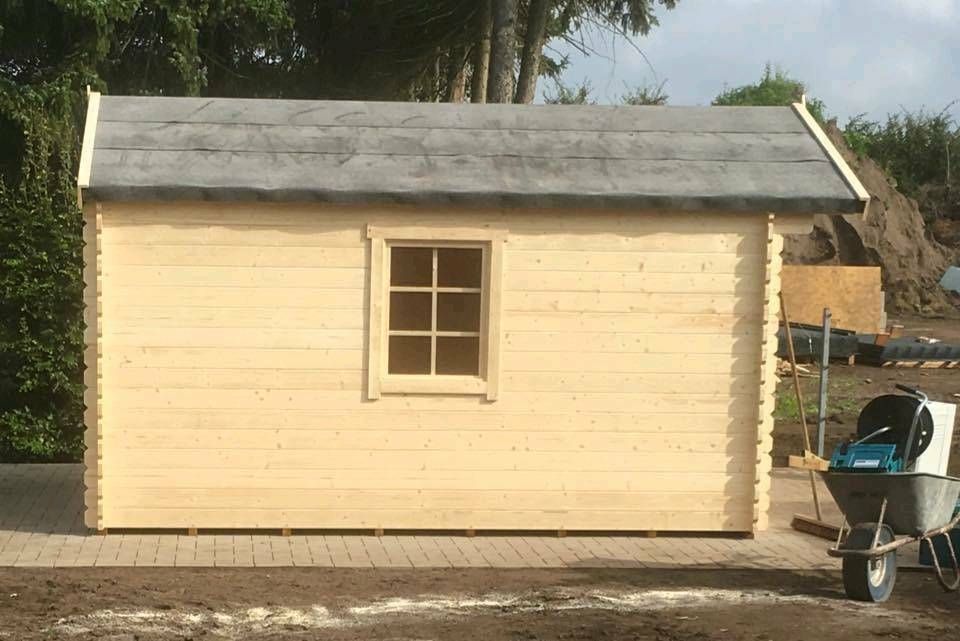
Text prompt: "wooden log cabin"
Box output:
[[77, 94, 869, 534]]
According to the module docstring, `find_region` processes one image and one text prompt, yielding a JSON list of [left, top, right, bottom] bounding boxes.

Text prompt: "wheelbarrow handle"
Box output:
[[895, 384, 921, 395]]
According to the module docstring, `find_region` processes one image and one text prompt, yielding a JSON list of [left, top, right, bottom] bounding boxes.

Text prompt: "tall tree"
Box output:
[[444, 46, 468, 102], [470, 0, 493, 103], [514, 0, 551, 103], [487, 0, 518, 102]]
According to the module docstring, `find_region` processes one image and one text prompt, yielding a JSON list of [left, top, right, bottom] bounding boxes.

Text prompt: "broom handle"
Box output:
[[780, 293, 823, 521]]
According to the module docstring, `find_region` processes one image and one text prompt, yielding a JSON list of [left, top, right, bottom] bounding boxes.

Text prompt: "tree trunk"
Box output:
[[445, 47, 468, 102], [514, 0, 550, 104], [486, 0, 517, 103], [470, 0, 492, 103]]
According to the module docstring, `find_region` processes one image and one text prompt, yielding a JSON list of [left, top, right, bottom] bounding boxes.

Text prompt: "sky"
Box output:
[[548, 0, 960, 124]]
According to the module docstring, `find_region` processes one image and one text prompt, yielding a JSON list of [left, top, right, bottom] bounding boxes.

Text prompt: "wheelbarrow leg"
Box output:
[[923, 533, 960, 592]]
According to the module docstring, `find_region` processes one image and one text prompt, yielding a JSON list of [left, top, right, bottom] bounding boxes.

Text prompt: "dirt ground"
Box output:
[[772, 315, 960, 472], [1, 567, 958, 640]]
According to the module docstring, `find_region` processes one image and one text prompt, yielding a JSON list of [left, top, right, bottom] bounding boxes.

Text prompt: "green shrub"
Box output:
[[713, 64, 827, 123], [0, 78, 86, 461]]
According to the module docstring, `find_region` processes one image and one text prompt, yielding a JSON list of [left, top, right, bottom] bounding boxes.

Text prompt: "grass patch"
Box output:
[[774, 373, 862, 422]]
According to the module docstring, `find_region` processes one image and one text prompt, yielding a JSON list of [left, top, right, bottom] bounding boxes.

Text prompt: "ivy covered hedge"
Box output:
[[0, 78, 87, 461]]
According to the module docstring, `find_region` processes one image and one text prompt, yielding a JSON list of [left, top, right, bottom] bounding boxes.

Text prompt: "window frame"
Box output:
[[367, 224, 505, 401]]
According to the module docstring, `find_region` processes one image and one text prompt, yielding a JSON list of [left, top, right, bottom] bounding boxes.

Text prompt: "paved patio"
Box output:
[[0, 464, 870, 569]]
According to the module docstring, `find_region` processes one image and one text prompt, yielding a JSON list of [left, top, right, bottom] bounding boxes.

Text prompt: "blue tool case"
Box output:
[[829, 443, 902, 473]]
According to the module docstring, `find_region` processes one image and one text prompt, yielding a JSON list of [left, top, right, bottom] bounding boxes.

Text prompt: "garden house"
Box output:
[[77, 94, 868, 534]]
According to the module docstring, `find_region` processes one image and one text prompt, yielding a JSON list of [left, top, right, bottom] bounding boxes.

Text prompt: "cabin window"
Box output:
[[366, 225, 505, 400], [388, 246, 483, 376]]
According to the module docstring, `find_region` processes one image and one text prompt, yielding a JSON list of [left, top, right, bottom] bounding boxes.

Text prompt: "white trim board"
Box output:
[[77, 90, 101, 189], [791, 102, 870, 215]]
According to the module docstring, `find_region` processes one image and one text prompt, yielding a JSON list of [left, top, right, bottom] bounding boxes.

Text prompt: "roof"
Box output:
[[78, 94, 869, 214]]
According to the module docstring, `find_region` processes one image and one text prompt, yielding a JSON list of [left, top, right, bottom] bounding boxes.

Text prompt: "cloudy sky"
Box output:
[[549, 0, 960, 124]]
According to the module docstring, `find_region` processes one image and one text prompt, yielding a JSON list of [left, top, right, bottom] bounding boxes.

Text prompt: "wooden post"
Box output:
[[780, 293, 823, 521]]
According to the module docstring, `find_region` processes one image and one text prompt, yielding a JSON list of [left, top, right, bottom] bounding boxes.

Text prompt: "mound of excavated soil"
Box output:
[[783, 121, 956, 315]]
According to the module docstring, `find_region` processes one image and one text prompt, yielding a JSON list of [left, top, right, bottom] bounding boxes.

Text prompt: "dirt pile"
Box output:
[[782, 121, 956, 315]]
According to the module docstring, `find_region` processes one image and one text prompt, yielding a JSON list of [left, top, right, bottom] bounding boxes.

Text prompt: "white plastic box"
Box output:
[[914, 401, 957, 476]]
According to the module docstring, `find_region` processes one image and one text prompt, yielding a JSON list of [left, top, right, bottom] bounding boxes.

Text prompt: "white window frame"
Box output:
[[366, 224, 505, 401]]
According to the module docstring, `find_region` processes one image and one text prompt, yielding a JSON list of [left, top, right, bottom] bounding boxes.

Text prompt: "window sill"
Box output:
[[379, 375, 487, 396]]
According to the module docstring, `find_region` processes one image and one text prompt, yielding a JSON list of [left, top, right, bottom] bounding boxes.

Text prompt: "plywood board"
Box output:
[[780, 265, 883, 333]]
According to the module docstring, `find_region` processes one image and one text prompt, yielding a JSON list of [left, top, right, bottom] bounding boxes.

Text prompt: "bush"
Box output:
[[0, 78, 86, 462], [713, 64, 826, 123], [843, 107, 960, 220]]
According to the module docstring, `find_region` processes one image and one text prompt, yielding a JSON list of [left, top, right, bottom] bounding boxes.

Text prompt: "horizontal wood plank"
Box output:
[[504, 292, 754, 314], [501, 311, 760, 333], [506, 250, 755, 273], [105, 428, 753, 454], [108, 388, 760, 414], [100, 507, 754, 531], [103, 487, 751, 512], [106, 448, 753, 473], [502, 331, 759, 355], [105, 347, 364, 371], [106, 265, 365, 289], [101, 468, 755, 492], [108, 409, 754, 433], [110, 306, 365, 330], [107, 368, 756, 395], [505, 270, 762, 294]]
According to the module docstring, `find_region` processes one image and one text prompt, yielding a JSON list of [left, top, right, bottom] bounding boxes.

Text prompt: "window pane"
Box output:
[[389, 292, 432, 331], [437, 293, 481, 332], [388, 336, 431, 374], [390, 246, 433, 286], [437, 248, 482, 287], [436, 337, 480, 375]]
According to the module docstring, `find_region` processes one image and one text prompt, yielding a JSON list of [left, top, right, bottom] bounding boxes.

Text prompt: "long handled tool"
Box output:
[[780, 293, 823, 522]]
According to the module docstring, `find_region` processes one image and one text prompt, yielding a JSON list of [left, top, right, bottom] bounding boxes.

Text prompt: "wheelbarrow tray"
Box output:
[[821, 472, 960, 536]]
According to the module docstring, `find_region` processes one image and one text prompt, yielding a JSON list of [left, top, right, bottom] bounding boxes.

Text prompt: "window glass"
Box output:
[[436, 337, 480, 375], [388, 336, 431, 374], [437, 293, 481, 332], [389, 292, 432, 331], [390, 247, 432, 286], [437, 248, 482, 287]]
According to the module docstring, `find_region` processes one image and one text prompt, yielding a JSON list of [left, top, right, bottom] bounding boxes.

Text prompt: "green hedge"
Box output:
[[0, 78, 86, 462]]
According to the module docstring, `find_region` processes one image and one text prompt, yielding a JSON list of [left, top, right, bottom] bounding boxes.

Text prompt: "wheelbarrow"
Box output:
[[820, 385, 960, 602]]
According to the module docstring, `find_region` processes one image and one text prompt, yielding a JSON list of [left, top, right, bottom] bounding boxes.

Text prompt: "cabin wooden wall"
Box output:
[[86, 202, 788, 533]]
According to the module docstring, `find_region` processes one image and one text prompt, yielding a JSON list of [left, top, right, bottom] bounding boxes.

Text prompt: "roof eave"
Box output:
[[82, 184, 865, 215]]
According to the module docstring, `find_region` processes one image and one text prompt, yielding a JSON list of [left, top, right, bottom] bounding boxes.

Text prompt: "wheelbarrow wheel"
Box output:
[[842, 523, 897, 602]]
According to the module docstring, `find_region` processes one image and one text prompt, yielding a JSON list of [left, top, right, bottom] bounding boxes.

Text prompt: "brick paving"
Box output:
[[0, 464, 867, 569]]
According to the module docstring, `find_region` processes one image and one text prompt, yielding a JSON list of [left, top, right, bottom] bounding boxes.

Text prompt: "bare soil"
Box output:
[[783, 123, 957, 315], [1, 567, 958, 640]]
